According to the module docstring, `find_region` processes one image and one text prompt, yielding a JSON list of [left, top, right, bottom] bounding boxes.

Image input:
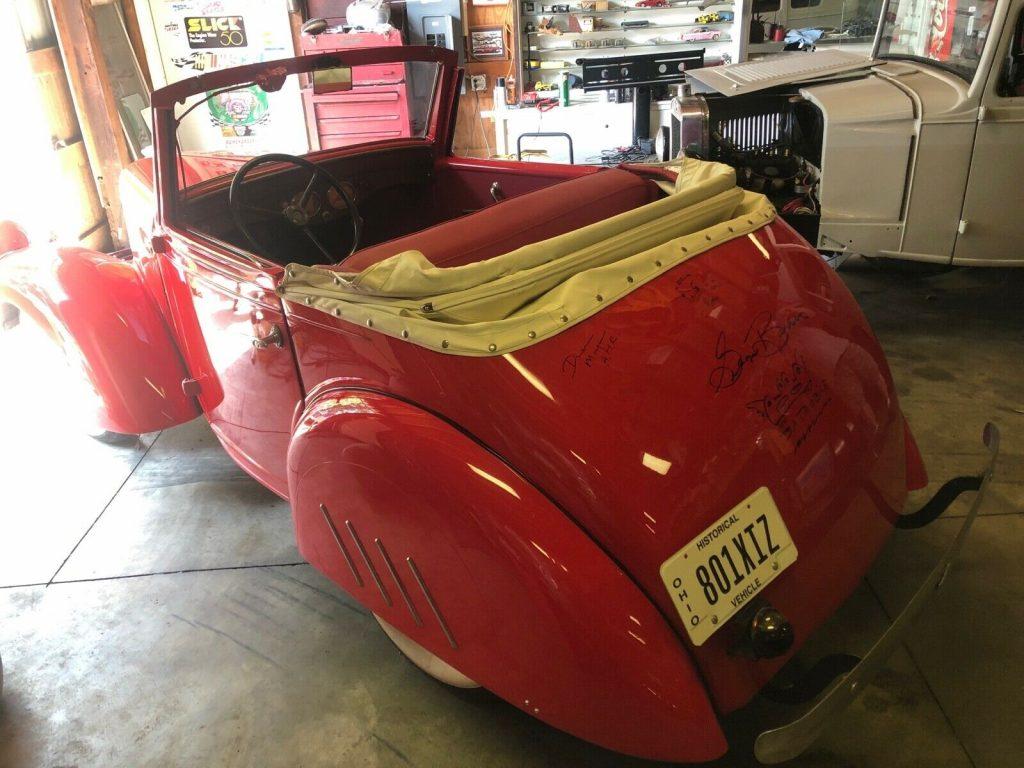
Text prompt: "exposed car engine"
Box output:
[[676, 90, 825, 245]]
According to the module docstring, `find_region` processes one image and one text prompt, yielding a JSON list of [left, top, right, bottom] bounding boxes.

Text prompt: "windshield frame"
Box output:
[[871, 0, 1006, 86], [151, 46, 459, 233]]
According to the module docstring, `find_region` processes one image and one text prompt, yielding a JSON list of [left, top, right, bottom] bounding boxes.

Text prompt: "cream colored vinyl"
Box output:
[[278, 159, 775, 357]]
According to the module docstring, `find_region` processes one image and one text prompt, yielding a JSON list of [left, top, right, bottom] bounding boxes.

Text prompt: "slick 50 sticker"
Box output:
[[185, 16, 248, 49]]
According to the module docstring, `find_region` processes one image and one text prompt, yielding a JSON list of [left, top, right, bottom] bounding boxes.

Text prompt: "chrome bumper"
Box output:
[[754, 423, 1000, 765]]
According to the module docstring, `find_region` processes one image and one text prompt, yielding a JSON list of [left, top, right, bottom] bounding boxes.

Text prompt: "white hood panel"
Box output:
[[687, 50, 878, 96]]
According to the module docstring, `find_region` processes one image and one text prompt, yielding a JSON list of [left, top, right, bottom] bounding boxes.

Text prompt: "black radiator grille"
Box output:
[[717, 113, 789, 153], [705, 94, 796, 161]]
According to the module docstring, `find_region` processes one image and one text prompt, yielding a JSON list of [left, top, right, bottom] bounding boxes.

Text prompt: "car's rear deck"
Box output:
[[1, 262, 1019, 767], [279, 158, 774, 356]]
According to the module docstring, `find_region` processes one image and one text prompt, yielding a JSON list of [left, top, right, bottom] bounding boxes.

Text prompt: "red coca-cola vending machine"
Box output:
[[927, 0, 957, 60]]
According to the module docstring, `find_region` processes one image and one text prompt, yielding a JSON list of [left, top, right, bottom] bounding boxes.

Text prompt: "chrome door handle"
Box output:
[[252, 324, 283, 349]]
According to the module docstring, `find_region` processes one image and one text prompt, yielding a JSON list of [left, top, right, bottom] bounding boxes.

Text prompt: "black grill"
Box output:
[[705, 93, 796, 161]]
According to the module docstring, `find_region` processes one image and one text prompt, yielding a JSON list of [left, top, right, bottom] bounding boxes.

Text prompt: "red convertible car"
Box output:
[[0, 47, 997, 763]]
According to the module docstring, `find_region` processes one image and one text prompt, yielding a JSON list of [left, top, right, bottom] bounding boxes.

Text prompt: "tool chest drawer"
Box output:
[[303, 87, 411, 149], [299, 29, 411, 150]]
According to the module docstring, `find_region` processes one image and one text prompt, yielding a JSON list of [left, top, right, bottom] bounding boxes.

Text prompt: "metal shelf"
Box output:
[[521, 1, 734, 13], [518, 0, 739, 84], [532, 38, 728, 51], [524, 40, 720, 69], [527, 21, 730, 35]]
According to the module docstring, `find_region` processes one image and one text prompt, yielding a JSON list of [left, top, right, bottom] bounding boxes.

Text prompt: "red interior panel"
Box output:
[[434, 156, 607, 217], [343, 167, 660, 271]]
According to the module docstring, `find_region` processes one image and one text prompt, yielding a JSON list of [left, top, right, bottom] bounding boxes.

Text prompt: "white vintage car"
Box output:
[[678, 0, 1024, 267]]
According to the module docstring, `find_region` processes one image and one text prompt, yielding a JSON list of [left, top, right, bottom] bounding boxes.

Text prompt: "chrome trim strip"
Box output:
[[346, 520, 392, 606], [407, 557, 457, 649], [754, 423, 1000, 764], [375, 538, 423, 627], [320, 504, 363, 587]]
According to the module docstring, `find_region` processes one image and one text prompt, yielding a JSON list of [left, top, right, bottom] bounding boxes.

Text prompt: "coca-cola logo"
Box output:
[[929, 0, 949, 57]]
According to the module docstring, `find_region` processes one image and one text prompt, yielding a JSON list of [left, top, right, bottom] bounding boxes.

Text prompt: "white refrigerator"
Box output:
[[133, 0, 308, 155]]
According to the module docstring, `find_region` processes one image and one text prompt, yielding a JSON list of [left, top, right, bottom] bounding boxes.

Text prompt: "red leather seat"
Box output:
[[342, 168, 659, 272]]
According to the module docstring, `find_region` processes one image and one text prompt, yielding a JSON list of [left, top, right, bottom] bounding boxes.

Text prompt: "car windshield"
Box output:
[[875, 0, 999, 82], [169, 58, 443, 194]]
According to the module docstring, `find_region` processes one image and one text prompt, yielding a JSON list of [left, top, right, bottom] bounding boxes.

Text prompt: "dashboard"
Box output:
[[180, 145, 437, 265]]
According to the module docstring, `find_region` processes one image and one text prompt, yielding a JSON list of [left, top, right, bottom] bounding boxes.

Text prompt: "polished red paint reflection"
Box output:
[[0, 44, 928, 763], [288, 389, 727, 763], [285, 218, 911, 714], [0, 244, 198, 434]]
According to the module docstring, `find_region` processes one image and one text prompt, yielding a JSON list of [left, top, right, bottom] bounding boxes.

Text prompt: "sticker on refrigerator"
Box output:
[[185, 16, 248, 49], [207, 86, 270, 138]]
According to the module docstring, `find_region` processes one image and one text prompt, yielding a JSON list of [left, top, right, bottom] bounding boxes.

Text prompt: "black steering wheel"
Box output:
[[228, 153, 361, 264]]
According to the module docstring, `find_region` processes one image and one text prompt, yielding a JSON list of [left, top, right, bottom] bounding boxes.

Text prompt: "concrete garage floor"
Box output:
[[0, 262, 1021, 768]]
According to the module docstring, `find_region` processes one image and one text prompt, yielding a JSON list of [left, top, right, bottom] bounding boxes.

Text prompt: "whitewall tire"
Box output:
[[374, 615, 479, 689]]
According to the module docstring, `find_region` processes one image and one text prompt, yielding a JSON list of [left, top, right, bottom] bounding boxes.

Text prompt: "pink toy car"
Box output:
[[683, 27, 722, 41]]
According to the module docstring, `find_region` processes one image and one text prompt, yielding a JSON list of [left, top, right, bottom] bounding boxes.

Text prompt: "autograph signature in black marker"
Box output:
[[708, 311, 809, 392], [676, 273, 721, 307], [562, 330, 618, 381]]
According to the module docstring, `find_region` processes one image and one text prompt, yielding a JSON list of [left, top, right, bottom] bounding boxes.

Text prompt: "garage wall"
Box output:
[[453, 2, 513, 158], [9, 0, 111, 251]]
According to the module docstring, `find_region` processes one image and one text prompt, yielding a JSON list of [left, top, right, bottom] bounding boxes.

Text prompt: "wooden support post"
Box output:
[[48, 0, 132, 247], [119, 0, 153, 93]]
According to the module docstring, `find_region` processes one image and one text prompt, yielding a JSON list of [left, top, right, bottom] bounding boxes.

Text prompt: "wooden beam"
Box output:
[[56, 140, 110, 248], [117, 0, 152, 93], [48, 0, 131, 246], [28, 46, 80, 145]]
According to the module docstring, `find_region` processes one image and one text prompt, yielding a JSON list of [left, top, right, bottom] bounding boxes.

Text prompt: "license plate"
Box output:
[[660, 487, 798, 646]]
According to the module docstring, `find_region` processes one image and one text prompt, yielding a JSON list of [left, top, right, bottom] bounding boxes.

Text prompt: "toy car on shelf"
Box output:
[[635, 0, 670, 7], [682, 26, 722, 41], [695, 10, 722, 22], [0, 44, 998, 765]]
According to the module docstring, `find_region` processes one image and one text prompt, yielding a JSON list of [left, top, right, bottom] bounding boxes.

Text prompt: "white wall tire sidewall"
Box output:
[[374, 615, 479, 689]]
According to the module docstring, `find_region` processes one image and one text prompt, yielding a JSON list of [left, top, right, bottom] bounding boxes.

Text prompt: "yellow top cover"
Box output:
[[278, 159, 775, 356]]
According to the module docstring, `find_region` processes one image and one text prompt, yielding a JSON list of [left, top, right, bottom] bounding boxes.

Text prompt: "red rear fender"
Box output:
[[0, 243, 199, 434], [0, 221, 29, 256], [287, 387, 727, 763]]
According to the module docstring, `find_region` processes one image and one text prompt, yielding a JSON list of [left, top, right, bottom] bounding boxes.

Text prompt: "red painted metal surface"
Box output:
[[0, 46, 926, 762], [0, 221, 29, 256], [284, 217, 911, 715], [0, 244, 199, 434], [288, 388, 727, 763], [344, 167, 657, 270], [156, 233, 302, 497]]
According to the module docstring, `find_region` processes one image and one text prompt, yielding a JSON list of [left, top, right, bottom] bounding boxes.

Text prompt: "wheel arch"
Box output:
[[0, 240, 199, 435], [287, 385, 726, 763]]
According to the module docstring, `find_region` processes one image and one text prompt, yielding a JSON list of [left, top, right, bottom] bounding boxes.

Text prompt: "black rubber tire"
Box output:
[[89, 430, 141, 447], [1, 302, 19, 331]]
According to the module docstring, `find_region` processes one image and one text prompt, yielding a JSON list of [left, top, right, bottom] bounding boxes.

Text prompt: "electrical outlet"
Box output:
[[470, 74, 487, 92]]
